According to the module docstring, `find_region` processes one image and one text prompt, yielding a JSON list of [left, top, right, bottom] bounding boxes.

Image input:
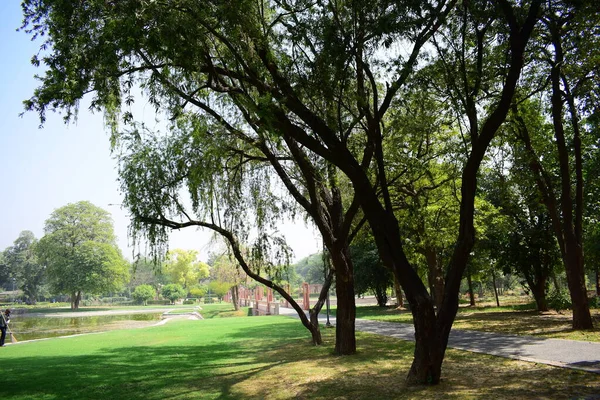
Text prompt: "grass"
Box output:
[[1, 314, 599, 399], [346, 303, 600, 342], [197, 304, 251, 319]]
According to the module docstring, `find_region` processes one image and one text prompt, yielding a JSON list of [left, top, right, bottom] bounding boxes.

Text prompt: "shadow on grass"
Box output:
[[4, 317, 600, 400], [4, 343, 271, 399]]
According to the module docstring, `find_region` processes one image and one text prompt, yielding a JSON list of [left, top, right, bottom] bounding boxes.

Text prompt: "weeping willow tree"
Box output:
[[117, 119, 333, 345]]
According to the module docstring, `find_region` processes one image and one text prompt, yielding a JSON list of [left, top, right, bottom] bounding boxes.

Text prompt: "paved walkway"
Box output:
[[279, 307, 600, 374]]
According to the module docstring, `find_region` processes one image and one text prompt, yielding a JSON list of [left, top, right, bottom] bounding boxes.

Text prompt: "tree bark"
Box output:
[[491, 269, 500, 307], [327, 190, 357, 355], [394, 276, 404, 308], [332, 253, 356, 355], [71, 291, 81, 310], [544, 20, 593, 329], [596, 264, 600, 296], [425, 247, 444, 311], [231, 285, 240, 311], [466, 268, 476, 306], [530, 276, 548, 312]]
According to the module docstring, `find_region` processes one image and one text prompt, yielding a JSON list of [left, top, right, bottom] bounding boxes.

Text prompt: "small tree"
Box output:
[[4, 231, 46, 304], [161, 283, 186, 304], [164, 249, 210, 288], [208, 281, 230, 302], [189, 285, 207, 299], [132, 284, 155, 305]]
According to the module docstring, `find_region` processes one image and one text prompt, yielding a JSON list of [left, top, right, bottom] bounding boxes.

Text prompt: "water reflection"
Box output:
[[11, 313, 164, 341]]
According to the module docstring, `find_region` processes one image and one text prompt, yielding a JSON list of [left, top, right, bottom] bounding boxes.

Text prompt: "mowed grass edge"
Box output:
[[1, 315, 599, 399]]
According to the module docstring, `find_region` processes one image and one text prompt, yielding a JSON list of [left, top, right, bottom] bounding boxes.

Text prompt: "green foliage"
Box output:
[[36, 201, 129, 305], [293, 253, 325, 284], [189, 286, 207, 298], [132, 284, 156, 305], [350, 240, 393, 307], [164, 249, 210, 288], [128, 257, 167, 291], [161, 283, 187, 304], [3, 230, 46, 304], [547, 289, 572, 312], [210, 253, 244, 288], [208, 281, 231, 300]]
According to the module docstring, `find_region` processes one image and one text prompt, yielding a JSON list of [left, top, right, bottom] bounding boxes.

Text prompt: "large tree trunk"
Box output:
[[530, 276, 548, 312], [563, 245, 592, 329], [547, 23, 593, 330], [369, 209, 443, 384], [405, 291, 442, 384], [328, 193, 357, 355], [333, 257, 356, 355]]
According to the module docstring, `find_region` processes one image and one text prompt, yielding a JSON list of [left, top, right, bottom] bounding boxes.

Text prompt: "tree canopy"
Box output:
[[3, 230, 46, 304], [27, 0, 600, 385], [36, 201, 129, 309]]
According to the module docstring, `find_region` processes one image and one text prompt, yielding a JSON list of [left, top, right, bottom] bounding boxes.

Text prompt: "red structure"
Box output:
[[302, 282, 310, 310]]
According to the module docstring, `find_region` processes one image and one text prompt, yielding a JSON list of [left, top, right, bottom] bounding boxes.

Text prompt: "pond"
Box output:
[[9, 313, 164, 341]]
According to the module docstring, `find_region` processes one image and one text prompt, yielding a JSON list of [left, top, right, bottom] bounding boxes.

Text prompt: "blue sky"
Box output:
[[0, 3, 319, 262]]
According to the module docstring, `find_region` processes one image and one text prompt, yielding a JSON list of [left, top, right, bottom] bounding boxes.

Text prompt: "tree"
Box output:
[[210, 253, 246, 310], [207, 281, 230, 302], [189, 285, 208, 299], [293, 253, 326, 285], [0, 251, 9, 291], [132, 284, 155, 305], [164, 249, 210, 289], [128, 256, 168, 292], [351, 239, 393, 307], [507, 2, 600, 328], [22, 0, 541, 383], [3, 231, 46, 304], [161, 283, 187, 304], [37, 201, 129, 309], [479, 152, 561, 311]]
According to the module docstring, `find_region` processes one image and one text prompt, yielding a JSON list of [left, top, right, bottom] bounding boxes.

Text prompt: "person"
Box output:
[[0, 309, 10, 346]]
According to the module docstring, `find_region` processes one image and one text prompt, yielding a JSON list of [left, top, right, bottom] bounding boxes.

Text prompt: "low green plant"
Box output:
[[132, 285, 156, 305], [547, 289, 572, 312], [146, 299, 171, 305]]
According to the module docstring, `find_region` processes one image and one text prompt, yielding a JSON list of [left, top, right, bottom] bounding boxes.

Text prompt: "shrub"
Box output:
[[146, 299, 171, 305], [132, 285, 156, 305], [161, 284, 187, 304], [589, 296, 599, 309], [101, 296, 129, 304], [547, 289, 572, 312]]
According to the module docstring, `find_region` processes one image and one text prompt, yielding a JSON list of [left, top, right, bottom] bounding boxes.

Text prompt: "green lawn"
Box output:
[[2, 314, 599, 399]]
